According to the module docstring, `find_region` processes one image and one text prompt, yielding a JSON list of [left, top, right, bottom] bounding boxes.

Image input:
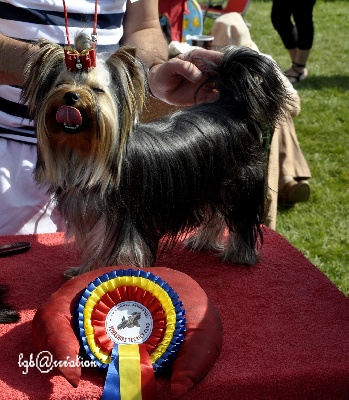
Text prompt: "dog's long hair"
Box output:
[[22, 34, 290, 275], [0, 285, 20, 324]]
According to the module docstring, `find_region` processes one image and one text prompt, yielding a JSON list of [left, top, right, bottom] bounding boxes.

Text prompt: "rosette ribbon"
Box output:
[[77, 269, 186, 400]]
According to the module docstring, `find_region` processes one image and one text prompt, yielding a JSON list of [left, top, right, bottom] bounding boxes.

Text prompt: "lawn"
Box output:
[[203, 0, 349, 294]]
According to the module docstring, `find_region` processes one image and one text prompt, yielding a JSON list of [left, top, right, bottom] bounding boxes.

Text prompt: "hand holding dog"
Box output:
[[148, 48, 223, 106]]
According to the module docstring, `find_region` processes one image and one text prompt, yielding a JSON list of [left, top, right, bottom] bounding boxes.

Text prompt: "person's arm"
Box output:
[[121, 0, 223, 106], [121, 0, 168, 69], [0, 33, 36, 86]]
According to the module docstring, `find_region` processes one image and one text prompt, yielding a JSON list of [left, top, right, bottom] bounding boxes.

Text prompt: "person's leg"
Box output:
[[0, 138, 65, 235], [293, 0, 316, 52], [271, 0, 297, 49], [265, 129, 279, 230], [285, 0, 316, 82], [277, 114, 311, 206], [271, 0, 302, 82], [288, 48, 298, 63]]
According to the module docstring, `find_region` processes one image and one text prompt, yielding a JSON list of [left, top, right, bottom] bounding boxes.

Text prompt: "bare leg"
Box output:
[[285, 49, 311, 83]]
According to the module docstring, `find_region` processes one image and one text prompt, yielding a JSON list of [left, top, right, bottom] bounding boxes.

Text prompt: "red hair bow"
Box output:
[[64, 47, 96, 72]]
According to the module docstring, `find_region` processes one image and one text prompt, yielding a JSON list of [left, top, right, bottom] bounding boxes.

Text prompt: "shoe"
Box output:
[[278, 180, 311, 207], [285, 62, 308, 84]]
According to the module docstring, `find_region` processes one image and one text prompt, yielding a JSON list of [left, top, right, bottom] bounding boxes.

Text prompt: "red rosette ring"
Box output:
[[77, 268, 186, 400]]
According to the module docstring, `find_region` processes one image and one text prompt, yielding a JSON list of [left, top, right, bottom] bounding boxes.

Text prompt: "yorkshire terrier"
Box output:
[[22, 33, 289, 276]]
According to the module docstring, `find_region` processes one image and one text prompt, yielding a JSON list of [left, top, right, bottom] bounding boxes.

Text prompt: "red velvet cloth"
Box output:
[[1, 227, 349, 399]]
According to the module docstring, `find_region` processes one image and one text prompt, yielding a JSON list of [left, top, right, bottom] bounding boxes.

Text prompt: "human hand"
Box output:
[[147, 48, 224, 106]]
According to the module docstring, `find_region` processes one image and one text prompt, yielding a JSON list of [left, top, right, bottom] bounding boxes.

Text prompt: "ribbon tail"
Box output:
[[139, 343, 157, 400], [102, 344, 121, 400], [119, 344, 142, 399], [101, 343, 157, 400]]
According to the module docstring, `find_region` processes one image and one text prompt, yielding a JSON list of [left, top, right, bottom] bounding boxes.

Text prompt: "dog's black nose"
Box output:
[[64, 91, 80, 105]]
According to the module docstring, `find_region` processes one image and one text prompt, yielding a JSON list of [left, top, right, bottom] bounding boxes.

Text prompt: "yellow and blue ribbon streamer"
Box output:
[[102, 344, 120, 400]]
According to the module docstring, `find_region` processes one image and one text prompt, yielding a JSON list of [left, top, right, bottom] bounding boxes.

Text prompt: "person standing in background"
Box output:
[[271, 0, 317, 83]]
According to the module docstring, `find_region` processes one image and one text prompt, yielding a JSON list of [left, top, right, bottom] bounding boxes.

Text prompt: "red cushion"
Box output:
[[32, 266, 223, 397]]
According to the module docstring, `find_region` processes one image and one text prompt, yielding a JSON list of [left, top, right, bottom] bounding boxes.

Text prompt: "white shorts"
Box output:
[[0, 138, 65, 235]]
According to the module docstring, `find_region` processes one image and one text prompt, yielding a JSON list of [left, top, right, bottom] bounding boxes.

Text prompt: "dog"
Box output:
[[22, 33, 289, 276]]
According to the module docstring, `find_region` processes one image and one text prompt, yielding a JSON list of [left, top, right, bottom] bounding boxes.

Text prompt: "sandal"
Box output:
[[285, 62, 308, 84]]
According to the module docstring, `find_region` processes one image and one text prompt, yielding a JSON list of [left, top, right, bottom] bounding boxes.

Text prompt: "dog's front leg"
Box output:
[[115, 220, 158, 268], [220, 228, 260, 265], [63, 213, 120, 277], [184, 211, 225, 252]]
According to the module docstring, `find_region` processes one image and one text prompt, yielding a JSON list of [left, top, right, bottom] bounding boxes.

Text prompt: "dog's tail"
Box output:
[[193, 46, 291, 262], [207, 46, 291, 136]]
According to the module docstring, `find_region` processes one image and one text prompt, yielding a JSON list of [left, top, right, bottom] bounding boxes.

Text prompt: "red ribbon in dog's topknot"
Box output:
[[62, 0, 98, 72], [64, 47, 97, 72]]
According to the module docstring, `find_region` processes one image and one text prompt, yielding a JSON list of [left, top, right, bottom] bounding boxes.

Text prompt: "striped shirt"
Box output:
[[0, 0, 127, 144]]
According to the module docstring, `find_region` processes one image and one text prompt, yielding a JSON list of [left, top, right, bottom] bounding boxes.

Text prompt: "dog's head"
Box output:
[[22, 33, 145, 190]]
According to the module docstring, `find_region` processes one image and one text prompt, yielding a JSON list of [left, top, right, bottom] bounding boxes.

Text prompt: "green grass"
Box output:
[[204, 1, 349, 295]]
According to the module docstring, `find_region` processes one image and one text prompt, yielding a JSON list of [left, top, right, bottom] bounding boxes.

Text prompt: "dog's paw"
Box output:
[[219, 247, 259, 265], [184, 236, 224, 252], [63, 267, 82, 280]]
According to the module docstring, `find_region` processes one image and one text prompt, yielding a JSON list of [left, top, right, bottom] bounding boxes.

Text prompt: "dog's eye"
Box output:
[[92, 88, 105, 94]]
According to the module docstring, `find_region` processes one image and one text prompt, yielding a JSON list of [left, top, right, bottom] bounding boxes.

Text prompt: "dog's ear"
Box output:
[[106, 47, 146, 173], [22, 40, 65, 118], [114, 46, 137, 67], [106, 47, 146, 185], [106, 46, 146, 116]]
